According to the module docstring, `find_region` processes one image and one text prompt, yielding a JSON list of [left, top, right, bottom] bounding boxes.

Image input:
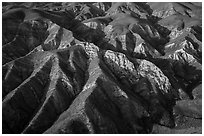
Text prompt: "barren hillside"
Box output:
[[2, 2, 202, 134]]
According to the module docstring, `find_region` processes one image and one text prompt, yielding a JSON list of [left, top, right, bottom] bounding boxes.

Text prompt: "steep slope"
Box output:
[[2, 2, 202, 134]]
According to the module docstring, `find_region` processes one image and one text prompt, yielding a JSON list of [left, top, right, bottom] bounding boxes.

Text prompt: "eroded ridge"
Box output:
[[2, 2, 202, 134]]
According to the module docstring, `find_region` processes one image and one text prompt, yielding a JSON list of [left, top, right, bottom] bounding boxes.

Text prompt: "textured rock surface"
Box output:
[[2, 2, 202, 134]]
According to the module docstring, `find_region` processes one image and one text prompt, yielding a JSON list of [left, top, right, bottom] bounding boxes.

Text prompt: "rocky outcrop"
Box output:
[[45, 56, 151, 133], [102, 50, 176, 127]]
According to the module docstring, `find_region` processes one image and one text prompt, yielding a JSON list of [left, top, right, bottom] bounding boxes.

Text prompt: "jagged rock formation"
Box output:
[[2, 2, 202, 134]]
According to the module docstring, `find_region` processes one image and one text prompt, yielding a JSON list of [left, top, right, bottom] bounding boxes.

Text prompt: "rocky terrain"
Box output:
[[2, 2, 202, 134]]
